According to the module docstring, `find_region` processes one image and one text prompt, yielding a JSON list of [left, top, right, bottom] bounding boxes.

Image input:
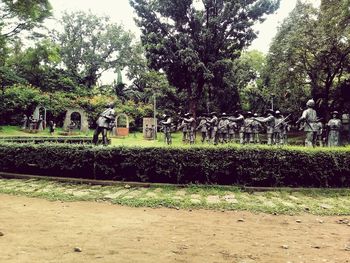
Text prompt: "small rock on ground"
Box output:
[[74, 247, 82, 252]]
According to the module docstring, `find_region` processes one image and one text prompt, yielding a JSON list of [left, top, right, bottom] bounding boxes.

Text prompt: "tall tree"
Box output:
[[55, 11, 134, 89], [130, 0, 280, 115], [265, 0, 350, 117]]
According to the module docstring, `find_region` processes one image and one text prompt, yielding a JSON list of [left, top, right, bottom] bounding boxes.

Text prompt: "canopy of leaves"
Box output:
[[55, 11, 134, 89], [264, 0, 350, 117], [0, 0, 52, 38], [130, 0, 280, 114]]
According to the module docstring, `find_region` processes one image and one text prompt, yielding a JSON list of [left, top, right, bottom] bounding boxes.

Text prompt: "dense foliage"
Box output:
[[0, 0, 349, 128], [1, 142, 349, 187], [263, 0, 350, 118], [130, 0, 280, 115]]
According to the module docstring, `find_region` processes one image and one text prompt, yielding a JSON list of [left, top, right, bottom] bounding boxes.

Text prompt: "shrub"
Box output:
[[0, 143, 349, 187]]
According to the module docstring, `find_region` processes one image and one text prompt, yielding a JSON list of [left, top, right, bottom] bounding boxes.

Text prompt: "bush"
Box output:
[[0, 143, 350, 187]]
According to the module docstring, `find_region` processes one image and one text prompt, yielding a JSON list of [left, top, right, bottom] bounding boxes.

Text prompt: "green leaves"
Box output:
[[56, 11, 134, 89], [1, 142, 350, 187], [130, 0, 280, 114]]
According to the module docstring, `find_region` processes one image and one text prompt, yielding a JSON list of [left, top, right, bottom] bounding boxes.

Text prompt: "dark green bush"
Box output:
[[0, 142, 350, 187]]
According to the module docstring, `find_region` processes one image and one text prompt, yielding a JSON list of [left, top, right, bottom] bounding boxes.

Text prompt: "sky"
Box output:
[[46, 0, 320, 84]]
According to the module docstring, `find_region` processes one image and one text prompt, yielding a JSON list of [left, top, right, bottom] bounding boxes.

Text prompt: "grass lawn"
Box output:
[[1, 125, 350, 150], [0, 178, 350, 216]]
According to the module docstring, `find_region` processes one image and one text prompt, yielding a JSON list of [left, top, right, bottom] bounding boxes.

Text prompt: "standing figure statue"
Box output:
[[243, 111, 254, 144], [178, 113, 189, 143], [274, 111, 290, 145], [254, 109, 275, 145], [160, 113, 172, 145], [327, 111, 342, 147], [183, 113, 196, 144], [227, 115, 237, 143], [228, 110, 245, 144], [218, 113, 229, 143], [93, 102, 116, 145], [197, 114, 208, 143], [208, 112, 219, 145], [296, 99, 318, 147], [251, 113, 263, 144]]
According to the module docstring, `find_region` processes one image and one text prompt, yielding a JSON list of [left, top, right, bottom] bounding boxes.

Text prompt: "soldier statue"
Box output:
[[208, 112, 219, 145], [327, 111, 342, 147], [183, 113, 196, 144], [160, 113, 172, 145], [218, 113, 229, 143], [93, 102, 116, 145], [243, 111, 254, 144], [254, 109, 275, 145], [274, 110, 290, 145], [251, 113, 263, 144], [227, 114, 237, 143], [228, 110, 245, 144], [178, 113, 189, 143], [296, 99, 318, 147], [197, 114, 208, 143]]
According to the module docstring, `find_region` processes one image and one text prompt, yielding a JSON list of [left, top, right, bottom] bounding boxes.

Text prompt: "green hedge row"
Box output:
[[0, 137, 109, 144], [0, 142, 350, 187]]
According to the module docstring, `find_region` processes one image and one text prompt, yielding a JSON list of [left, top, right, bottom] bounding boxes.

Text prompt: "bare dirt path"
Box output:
[[0, 194, 349, 263]]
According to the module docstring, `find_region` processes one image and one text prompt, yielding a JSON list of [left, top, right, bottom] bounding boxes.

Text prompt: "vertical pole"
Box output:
[[153, 94, 157, 139]]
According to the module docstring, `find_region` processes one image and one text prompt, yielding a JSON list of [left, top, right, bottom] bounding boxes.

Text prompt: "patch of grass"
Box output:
[[0, 178, 350, 215]]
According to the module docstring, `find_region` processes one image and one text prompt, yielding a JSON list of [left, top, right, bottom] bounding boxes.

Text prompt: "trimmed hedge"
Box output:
[[0, 142, 350, 187], [0, 137, 109, 144]]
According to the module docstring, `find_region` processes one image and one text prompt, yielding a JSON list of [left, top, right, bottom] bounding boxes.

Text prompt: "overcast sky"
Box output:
[[46, 0, 320, 84]]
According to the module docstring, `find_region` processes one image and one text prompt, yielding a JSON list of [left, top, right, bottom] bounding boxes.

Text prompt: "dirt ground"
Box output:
[[0, 194, 350, 263]]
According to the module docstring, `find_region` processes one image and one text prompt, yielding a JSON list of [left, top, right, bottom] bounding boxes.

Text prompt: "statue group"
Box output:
[[158, 99, 345, 147], [297, 99, 342, 147]]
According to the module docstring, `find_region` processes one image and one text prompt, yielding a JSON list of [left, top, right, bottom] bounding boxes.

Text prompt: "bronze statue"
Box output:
[[228, 110, 244, 144], [327, 111, 342, 147], [93, 102, 116, 145], [296, 99, 318, 147], [160, 113, 172, 145], [254, 109, 275, 145]]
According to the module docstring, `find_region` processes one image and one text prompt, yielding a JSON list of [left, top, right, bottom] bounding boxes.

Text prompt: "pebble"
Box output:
[[296, 219, 302, 223], [124, 184, 131, 189], [237, 218, 245, 222], [281, 245, 289, 249], [74, 247, 82, 252], [337, 219, 350, 224], [316, 219, 324, 224], [311, 245, 321, 249], [0, 232, 4, 236]]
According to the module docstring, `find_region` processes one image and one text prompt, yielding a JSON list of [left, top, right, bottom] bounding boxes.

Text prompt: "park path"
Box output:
[[0, 194, 350, 263]]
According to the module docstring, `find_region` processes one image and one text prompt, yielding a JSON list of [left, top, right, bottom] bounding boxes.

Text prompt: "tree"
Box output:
[[130, 0, 280, 115], [0, 84, 46, 124], [7, 39, 63, 91], [265, 0, 350, 117], [0, 0, 52, 39], [55, 11, 134, 89], [234, 50, 268, 112]]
